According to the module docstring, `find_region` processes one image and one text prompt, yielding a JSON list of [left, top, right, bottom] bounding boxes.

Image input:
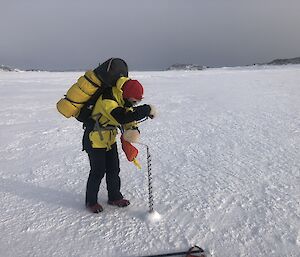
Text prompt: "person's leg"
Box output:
[[86, 148, 106, 207], [105, 143, 123, 201]]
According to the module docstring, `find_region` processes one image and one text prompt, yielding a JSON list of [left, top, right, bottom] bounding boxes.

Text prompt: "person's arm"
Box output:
[[111, 105, 151, 124]]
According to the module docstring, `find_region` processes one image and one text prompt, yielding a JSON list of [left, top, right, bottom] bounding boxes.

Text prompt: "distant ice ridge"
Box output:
[[267, 57, 300, 65], [0, 64, 21, 72], [166, 63, 207, 71]]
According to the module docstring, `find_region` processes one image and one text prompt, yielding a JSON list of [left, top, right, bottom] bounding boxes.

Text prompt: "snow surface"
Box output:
[[0, 66, 300, 257]]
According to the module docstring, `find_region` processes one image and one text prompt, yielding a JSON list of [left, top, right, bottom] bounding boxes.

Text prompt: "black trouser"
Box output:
[[85, 143, 123, 206]]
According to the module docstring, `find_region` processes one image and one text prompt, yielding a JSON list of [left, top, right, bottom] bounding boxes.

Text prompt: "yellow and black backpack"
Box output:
[[56, 58, 128, 123]]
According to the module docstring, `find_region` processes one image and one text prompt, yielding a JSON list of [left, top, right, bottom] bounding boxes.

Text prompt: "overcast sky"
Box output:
[[1, 0, 300, 71]]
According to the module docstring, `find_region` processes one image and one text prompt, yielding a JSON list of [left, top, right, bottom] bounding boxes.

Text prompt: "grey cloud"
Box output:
[[0, 0, 300, 70]]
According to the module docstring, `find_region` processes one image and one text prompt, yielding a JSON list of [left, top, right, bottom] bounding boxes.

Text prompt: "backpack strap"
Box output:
[[84, 75, 102, 88], [91, 112, 117, 141]]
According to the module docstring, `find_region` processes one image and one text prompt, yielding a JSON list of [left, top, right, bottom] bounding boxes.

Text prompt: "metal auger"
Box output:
[[137, 142, 154, 213], [146, 144, 154, 213]]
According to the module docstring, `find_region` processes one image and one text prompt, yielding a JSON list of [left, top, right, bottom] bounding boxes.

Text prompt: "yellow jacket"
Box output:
[[89, 77, 137, 150]]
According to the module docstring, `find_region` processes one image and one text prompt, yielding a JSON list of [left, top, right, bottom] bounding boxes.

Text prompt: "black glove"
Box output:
[[136, 104, 156, 119]]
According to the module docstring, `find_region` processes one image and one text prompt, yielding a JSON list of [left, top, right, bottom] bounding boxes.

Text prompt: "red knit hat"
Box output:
[[122, 80, 144, 100]]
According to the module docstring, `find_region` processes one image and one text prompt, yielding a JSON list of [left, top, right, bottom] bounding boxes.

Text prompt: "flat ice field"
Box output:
[[0, 65, 299, 257]]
